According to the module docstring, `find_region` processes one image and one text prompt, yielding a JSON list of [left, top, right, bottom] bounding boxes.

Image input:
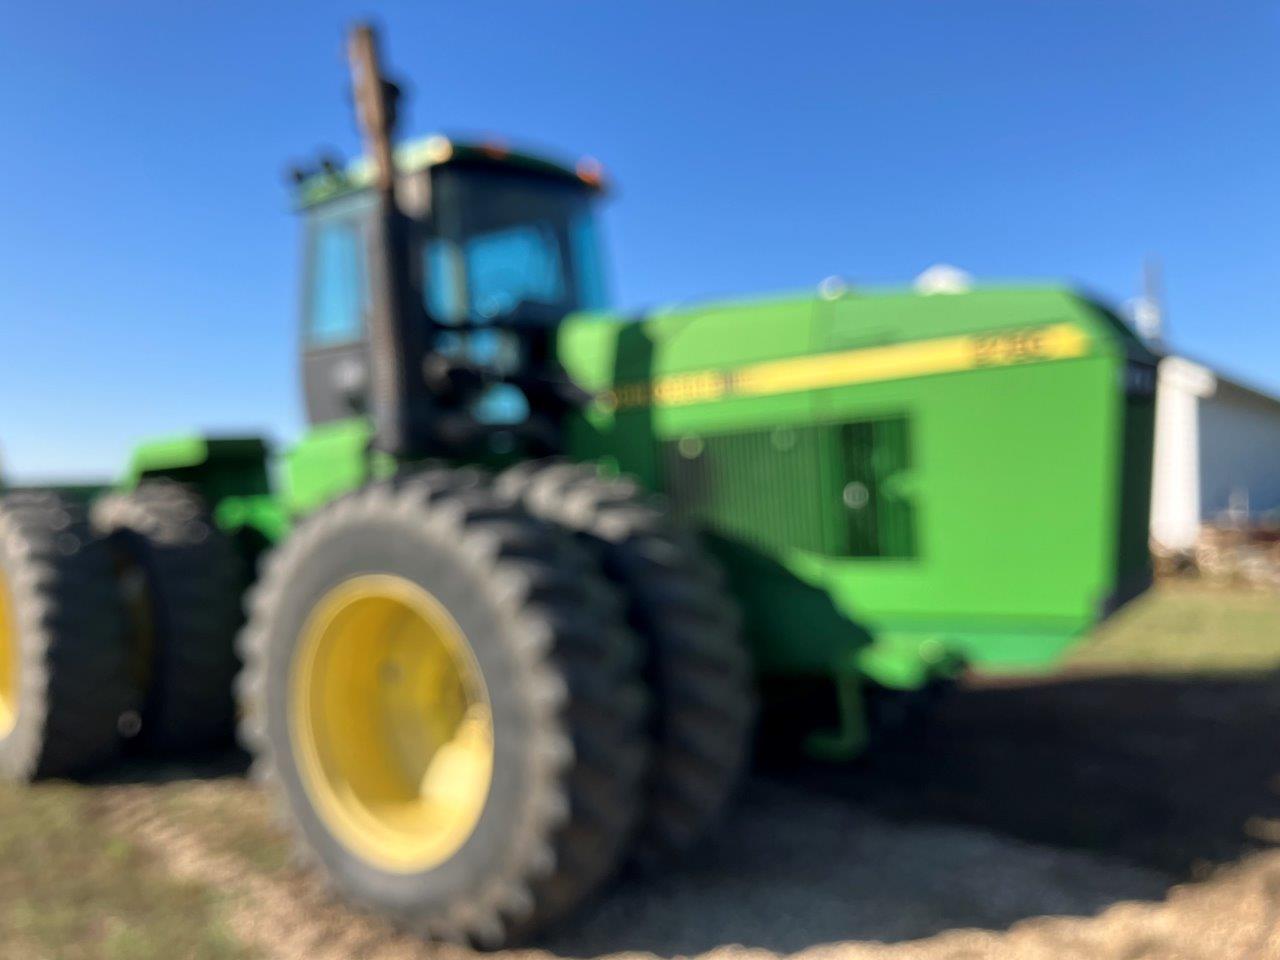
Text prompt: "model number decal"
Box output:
[[972, 329, 1054, 366]]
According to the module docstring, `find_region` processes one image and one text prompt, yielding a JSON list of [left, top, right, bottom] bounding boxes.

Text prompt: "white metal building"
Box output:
[[1150, 355, 1280, 551]]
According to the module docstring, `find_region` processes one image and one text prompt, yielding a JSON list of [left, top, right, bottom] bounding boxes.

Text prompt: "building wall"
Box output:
[[1198, 380, 1280, 520]]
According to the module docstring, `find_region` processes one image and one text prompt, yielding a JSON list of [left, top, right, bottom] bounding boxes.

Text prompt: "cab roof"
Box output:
[[294, 134, 604, 209]]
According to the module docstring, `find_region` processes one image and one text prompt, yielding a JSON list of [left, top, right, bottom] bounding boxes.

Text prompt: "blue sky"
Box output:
[[1, 2, 1277, 479]]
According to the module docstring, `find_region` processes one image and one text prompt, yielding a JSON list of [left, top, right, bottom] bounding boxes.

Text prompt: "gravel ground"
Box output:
[[542, 779, 1174, 957]]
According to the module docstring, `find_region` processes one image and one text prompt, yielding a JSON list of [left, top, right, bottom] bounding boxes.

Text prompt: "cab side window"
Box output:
[[306, 215, 367, 347]]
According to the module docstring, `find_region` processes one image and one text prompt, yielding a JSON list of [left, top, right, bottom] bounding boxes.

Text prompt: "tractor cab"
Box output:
[[295, 136, 609, 431]]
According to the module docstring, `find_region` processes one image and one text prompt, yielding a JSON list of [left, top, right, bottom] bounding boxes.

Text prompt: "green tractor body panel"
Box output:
[[280, 419, 375, 517], [558, 286, 1156, 691]]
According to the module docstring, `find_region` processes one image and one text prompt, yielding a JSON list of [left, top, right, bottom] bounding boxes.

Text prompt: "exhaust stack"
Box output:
[[347, 24, 429, 456]]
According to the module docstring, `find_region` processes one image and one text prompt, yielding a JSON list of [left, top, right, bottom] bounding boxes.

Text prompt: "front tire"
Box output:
[[236, 469, 648, 946]]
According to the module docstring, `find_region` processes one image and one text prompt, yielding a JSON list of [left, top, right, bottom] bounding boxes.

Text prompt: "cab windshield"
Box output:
[[423, 164, 608, 326]]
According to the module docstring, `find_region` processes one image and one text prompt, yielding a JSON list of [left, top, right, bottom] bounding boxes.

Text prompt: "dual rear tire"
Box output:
[[0, 481, 244, 784], [238, 464, 755, 946]]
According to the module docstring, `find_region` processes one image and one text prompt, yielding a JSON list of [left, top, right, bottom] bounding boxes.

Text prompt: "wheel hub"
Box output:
[[289, 574, 493, 873]]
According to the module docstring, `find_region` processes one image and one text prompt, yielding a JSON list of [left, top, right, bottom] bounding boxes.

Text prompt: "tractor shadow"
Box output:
[[841, 670, 1280, 877], [544, 671, 1280, 956]]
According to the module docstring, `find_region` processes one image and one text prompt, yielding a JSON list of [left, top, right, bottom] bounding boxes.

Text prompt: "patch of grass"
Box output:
[[0, 782, 254, 960], [152, 781, 292, 875], [1068, 581, 1280, 676]]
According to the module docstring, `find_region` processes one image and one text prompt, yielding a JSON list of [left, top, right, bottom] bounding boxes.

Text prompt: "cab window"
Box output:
[[423, 164, 608, 327], [304, 205, 368, 347]]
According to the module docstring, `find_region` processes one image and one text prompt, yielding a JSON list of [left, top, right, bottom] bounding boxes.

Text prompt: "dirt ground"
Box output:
[[3, 581, 1280, 959]]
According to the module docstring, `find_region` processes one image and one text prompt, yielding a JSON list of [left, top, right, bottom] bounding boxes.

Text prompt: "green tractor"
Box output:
[[0, 25, 1156, 945]]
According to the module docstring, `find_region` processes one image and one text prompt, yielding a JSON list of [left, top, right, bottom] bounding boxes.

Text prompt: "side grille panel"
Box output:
[[660, 416, 918, 560]]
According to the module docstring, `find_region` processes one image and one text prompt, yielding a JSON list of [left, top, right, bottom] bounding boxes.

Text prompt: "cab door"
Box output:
[[300, 194, 374, 425]]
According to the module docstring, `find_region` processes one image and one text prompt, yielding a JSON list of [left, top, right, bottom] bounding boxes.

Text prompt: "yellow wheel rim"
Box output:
[[0, 566, 18, 738], [289, 574, 493, 873]]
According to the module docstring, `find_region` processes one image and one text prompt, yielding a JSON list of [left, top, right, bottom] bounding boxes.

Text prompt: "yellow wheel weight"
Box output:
[[289, 574, 494, 873]]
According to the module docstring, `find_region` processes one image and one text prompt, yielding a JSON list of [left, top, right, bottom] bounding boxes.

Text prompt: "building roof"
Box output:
[[1211, 369, 1280, 415], [1168, 352, 1280, 414]]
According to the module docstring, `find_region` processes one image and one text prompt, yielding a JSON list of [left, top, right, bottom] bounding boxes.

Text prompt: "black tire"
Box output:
[[236, 468, 648, 946], [497, 460, 756, 868], [92, 481, 242, 752], [0, 491, 132, 780]]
